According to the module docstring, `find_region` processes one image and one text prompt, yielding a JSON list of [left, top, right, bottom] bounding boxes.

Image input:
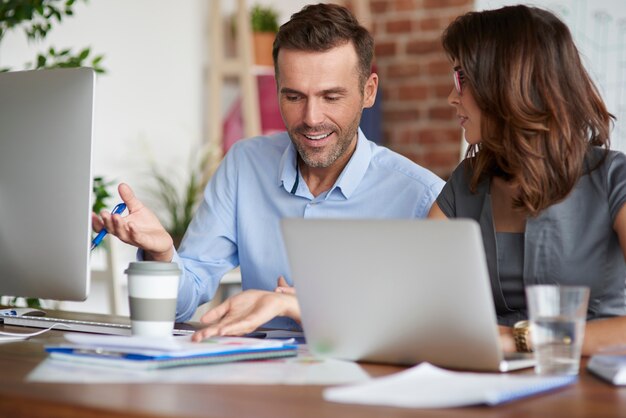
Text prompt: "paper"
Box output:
[[324, 363, 576, 408], [587, 353, 626, 385], [61, 333, 291, 357], [28, 345, 370, 385]]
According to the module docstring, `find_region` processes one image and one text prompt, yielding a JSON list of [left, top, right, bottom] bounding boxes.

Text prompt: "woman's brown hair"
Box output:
[[442, 5, 614, 215]]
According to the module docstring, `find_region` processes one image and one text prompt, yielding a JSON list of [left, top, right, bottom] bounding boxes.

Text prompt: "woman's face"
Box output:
[[447, 63, 482, 145]]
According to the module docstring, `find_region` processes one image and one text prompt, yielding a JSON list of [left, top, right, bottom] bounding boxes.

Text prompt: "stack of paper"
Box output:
[[324, 363, 576, 408], [45, 333, 297, 370], [587, 354, 626, 384]]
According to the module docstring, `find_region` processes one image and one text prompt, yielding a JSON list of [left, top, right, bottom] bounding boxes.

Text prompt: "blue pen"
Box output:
[[90, 203, 127, 251]]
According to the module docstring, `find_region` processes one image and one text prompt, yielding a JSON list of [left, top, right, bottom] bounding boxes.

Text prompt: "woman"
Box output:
[[429, 4, 626, 355]]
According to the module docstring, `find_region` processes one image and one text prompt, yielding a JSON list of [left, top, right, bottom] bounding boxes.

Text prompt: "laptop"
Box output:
[[280, 218, 534, 372]]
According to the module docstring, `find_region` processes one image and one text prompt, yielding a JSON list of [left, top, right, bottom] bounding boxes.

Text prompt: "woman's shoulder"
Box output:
[[447, 156, 478, 183], [586, 146, 626, 173]]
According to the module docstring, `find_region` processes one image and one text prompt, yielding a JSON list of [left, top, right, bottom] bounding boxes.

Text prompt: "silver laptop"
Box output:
[[280, 218, 534, 372]]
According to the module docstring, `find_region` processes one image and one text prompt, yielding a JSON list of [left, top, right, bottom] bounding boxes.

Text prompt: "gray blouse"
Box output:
[[496, 232, 526, 312], [437, 147, 626, 326]]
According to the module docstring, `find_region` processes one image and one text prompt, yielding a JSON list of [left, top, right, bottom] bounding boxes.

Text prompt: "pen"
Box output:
[[90, 202, 126, 251]]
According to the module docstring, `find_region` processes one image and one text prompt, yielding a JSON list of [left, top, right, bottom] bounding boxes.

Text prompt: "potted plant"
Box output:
[[250, 4, 279, 67], [146, 144, 221, 249]]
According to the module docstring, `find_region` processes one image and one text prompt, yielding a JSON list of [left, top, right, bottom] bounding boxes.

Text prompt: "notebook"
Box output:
[[280, 218, 534, 372], [45, 334, 298, 370]]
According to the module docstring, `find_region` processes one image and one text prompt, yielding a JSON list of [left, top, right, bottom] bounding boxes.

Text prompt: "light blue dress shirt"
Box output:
[[171, 129, 444, 328]]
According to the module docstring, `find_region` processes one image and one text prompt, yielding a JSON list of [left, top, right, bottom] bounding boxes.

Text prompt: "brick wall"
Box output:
[[350, 0, 474, 179]]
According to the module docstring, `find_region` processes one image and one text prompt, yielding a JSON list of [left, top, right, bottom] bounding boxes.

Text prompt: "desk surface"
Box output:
[[2, 320, 626, 418]]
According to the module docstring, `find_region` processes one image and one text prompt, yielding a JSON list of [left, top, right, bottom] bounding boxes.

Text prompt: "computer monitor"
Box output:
[[0, 68, 95, 301]]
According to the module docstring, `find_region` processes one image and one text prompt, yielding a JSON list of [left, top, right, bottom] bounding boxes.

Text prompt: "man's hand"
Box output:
[[192, 289, 300, 342], [275, 276, 296, 294], [91, 183, 174, 261]]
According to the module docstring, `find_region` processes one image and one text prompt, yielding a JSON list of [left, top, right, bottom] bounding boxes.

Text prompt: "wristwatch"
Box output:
[[513, 320, 533, 353]]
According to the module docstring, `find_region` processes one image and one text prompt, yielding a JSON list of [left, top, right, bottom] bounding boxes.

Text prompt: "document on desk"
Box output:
[[44, 333, 298, 370], [588, 353, 626, 385], [324, 363, 576, 408], [29, 344, 370, 385]]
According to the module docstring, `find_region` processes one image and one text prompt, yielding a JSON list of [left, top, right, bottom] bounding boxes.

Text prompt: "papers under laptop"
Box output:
[[280, 218, 534, 372]]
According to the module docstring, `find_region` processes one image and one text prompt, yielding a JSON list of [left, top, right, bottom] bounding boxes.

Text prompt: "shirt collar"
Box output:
[[279, 128, 372, 200]]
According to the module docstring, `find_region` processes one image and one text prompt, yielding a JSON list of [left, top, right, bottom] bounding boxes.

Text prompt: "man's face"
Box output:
[[276, 42, 377, 171]]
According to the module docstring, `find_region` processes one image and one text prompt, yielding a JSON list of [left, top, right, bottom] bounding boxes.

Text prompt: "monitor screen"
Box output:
[[0, 68, 95, 301]]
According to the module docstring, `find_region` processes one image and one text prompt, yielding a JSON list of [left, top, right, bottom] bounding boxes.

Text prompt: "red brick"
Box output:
[[372, 0, 474, 180], [383, 108, 421, 122], [394, 0, 418, 11], [394, 128, 416, 144], [419, 17, 442, 31], [398, 85, 429, 100], [386, 18, 412, 34], [433, 82, 454, 98], [428, 105, 456, 120], [427, 59, 452, 75], [387, 62, 422, 78], [406, 39, 442, 55], [375, 41, 397, 57], [418, 128, 463, 144], [421, 149, 463, 166], [370, 0, 390, 13], [424, 0, 473, 8]]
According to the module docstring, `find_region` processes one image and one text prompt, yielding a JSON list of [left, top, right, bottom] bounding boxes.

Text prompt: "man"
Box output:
[[94, 4, 443, 335]]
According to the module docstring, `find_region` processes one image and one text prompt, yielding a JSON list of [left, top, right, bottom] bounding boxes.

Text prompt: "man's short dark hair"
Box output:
[[272, 3, 374, 89]]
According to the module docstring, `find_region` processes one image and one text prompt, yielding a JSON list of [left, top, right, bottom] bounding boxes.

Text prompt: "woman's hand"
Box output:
[[499, 325, 517, 353]]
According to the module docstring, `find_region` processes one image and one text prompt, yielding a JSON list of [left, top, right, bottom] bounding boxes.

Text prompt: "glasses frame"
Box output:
[[453, 69, 464, 95]]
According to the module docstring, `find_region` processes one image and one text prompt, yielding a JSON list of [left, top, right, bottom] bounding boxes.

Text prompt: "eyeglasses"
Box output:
[[453, 68, 465, 95]]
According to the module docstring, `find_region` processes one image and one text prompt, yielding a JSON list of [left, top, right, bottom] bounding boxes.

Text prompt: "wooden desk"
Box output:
[[2, 322, 626, 418]]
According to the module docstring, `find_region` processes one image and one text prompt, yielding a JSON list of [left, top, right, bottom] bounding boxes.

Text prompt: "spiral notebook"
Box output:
[[324, 363, 576, 408], [45, 334, 298, 370]]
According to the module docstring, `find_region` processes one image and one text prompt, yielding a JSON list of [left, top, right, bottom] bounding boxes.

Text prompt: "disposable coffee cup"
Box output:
[[125, 261, 181, 337]]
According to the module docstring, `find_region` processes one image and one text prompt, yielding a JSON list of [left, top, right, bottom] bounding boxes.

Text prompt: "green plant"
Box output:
[[0, 0, 105, 73], [250, 4, 278, 33], [92, 176, 114, 215], [146, 145, 221, 248]]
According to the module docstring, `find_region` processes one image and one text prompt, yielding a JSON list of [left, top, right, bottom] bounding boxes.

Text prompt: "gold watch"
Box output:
[[513, 320, 533, 353]]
